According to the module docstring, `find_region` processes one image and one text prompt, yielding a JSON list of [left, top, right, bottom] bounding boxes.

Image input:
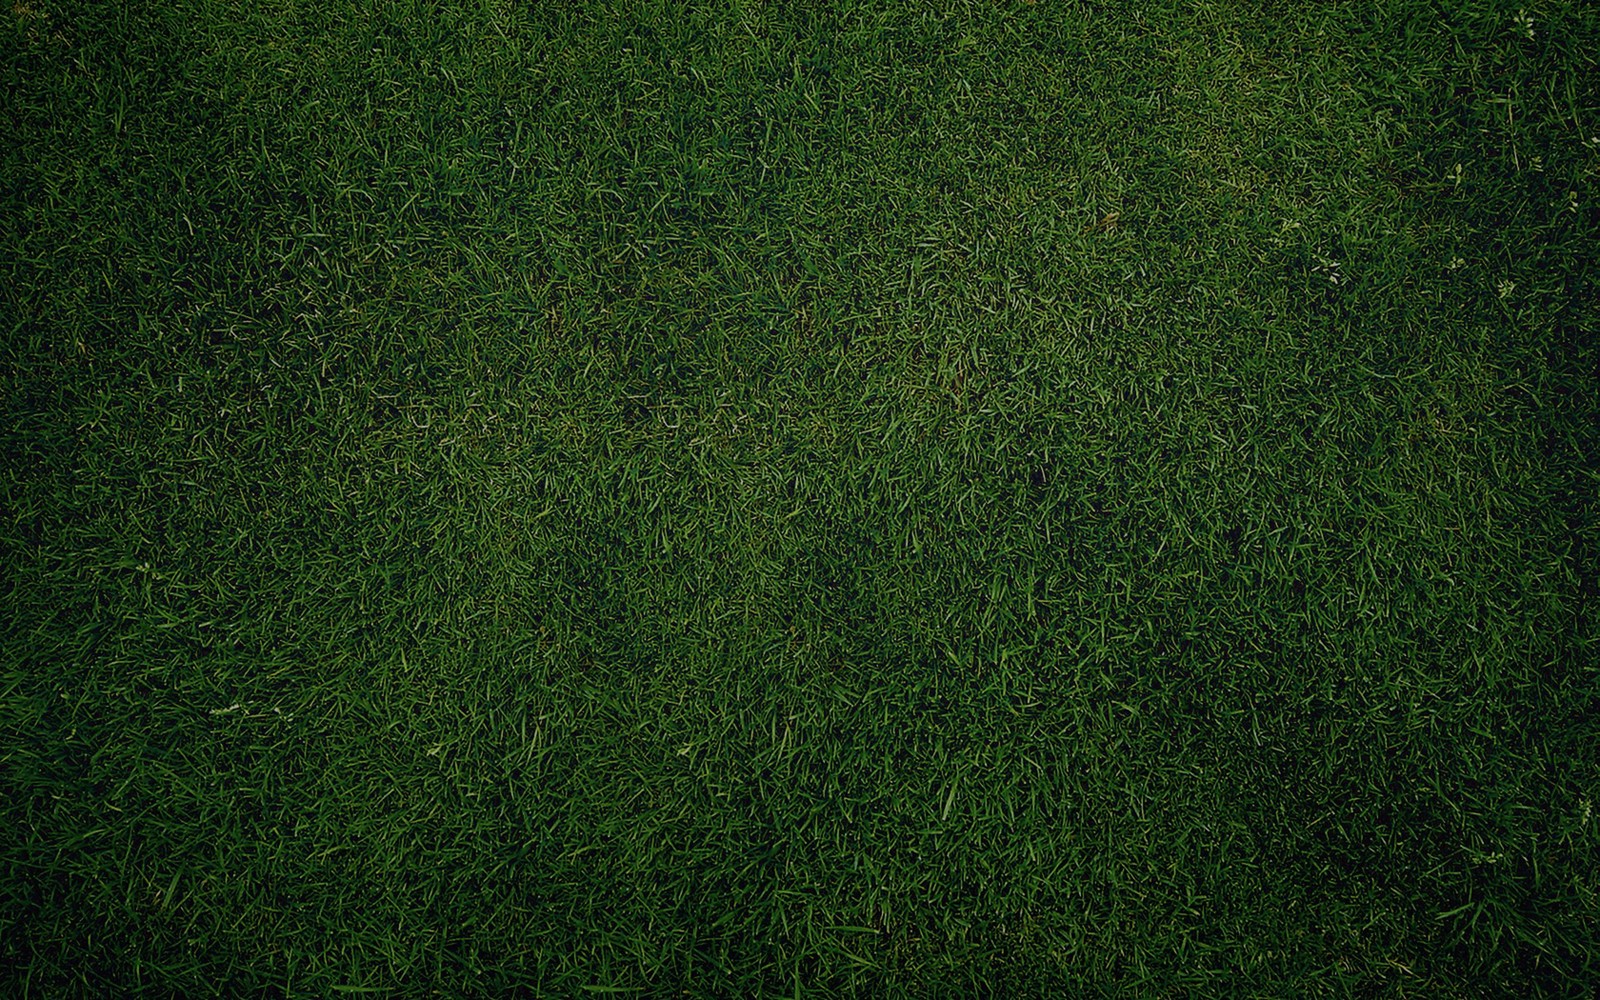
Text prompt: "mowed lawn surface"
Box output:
[[3, 0, 1597, 995]]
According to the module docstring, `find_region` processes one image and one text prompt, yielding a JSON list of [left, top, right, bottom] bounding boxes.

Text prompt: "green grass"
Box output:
[[2, 0, 1597, 995]]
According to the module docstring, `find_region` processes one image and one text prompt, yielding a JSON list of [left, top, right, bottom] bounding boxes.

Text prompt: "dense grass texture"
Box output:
[[3, 0, 1598, 995]]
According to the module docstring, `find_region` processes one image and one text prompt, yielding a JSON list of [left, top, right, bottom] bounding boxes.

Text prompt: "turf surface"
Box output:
[[3, 0, 1598, 995]]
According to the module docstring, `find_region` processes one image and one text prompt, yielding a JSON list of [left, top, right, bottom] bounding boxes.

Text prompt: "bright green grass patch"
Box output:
[[3, 0, 1597, 995]]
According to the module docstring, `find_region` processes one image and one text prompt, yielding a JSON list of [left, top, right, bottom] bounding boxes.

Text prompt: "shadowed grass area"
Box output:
[[2, 0, 1597, 995]]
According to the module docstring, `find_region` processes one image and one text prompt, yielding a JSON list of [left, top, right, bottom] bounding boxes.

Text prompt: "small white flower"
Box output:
[[1514, 10, 1534, 39], [1447, 257, 1466, 271]]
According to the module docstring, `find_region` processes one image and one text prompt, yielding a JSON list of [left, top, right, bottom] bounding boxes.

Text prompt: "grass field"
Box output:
[[3, 0, 1598, 995]]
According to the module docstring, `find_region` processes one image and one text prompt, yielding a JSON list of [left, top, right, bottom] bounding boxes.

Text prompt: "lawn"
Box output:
[[2, 0, 1597, 995]]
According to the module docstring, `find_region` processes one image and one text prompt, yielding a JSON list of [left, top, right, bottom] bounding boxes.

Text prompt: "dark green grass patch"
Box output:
[[3, 0, 1597, 995]]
